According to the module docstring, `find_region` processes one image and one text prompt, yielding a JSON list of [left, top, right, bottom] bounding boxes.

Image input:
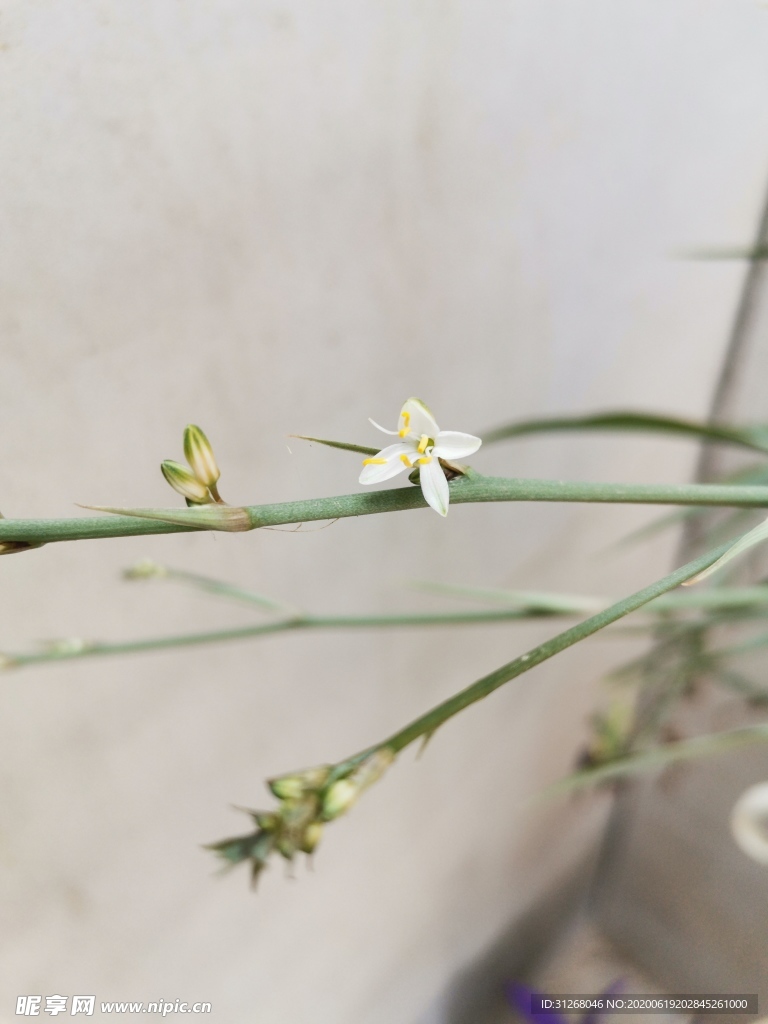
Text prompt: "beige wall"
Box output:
[[1, 3, 768, 1021]]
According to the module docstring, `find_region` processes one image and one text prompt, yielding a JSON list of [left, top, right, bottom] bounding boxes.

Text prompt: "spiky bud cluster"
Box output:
[[207, 749, 395, 887], [161, 425, 224, 505]]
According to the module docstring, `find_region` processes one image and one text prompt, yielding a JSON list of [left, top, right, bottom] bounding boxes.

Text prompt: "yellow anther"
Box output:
[[400, 454, 413, 467], [398, 428, 409, 438], [362, 457, 387, 466], [398, 411, 411, 438], [417, 455, 432, 465], [417, 435, 429, 454]]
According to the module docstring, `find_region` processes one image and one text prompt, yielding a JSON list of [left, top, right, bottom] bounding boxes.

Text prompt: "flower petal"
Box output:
[[418, 456, 450, 516], [401, 398, 439, 439], [432, 431, 482, 460], [368, 417, 399, 436], [359, 443, 416, 484]]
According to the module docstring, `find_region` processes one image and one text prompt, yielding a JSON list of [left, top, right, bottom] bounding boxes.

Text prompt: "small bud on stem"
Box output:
[[183, 424, 222, 500], [161, 460, 212, 504]]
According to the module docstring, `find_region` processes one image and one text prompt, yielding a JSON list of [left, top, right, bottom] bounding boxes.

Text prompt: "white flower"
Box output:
[[359, 398, 481, 517]]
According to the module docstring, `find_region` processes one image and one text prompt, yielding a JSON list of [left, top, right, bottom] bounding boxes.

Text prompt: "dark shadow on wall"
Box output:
[[424, 853, 598, 1024]]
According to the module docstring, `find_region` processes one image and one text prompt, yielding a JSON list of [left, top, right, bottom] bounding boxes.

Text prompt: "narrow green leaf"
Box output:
[[414, 581, 768, 614], [291, 435, 379, 456], [125, 564, 295, 613], [543, 724, 768, 796], [78, 504, 252, 532], [410, 580, 605, 614], [482, 411, 768, 453]]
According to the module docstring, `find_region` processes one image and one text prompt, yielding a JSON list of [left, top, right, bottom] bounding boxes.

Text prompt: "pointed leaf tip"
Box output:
[[683, 516, 768, 586], [78, 504, 252, 532], [290, 435, 379, 456]]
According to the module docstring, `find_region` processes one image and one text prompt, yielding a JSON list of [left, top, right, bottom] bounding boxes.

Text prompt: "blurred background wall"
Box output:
[[1, 2, 768, 1021]]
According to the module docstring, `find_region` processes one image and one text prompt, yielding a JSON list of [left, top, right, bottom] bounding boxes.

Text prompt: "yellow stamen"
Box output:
[[398, 410, 411, 438], [362, 457, 387, 466], [417, 434, 429, 454], [400, 454, 413, 467], [417, 455, 432, 465]]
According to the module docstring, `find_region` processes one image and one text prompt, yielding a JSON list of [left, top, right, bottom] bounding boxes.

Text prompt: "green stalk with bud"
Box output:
[[206, 538, 734, 885], [6, 403, 768, 893]]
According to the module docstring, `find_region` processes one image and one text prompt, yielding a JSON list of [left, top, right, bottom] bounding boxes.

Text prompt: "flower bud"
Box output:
[[184, 424, 220, 488], [269, 776, 306, 800], [268, 764, 332, 800], [161, 460, 211, 504], [300, 821, 323, 854], [321, 779, 358, 821]]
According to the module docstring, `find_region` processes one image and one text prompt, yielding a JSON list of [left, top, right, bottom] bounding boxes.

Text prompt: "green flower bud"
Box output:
[[161, 460, 211, 504], [269, 776, 306, 800], [184, 424, 220, 488], [268, 764, 332, 800], [321, 779, 358, 821], [300, 821, 323, 854]]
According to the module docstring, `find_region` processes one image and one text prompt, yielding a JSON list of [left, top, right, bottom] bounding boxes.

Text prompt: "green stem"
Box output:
[[142, 567, 293, 613], [4, 476, 768, 547], [346, 540, 734, 763], [543, 724, 768, 795], [1, 607, 576, 670]]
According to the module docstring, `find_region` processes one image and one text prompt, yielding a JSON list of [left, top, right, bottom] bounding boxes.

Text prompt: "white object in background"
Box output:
[[731, 782, 768, 864]]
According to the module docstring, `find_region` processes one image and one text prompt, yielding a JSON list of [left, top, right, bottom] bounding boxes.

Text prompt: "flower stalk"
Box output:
[[207, 538, 735, 887], [3, 476, 768, 548]]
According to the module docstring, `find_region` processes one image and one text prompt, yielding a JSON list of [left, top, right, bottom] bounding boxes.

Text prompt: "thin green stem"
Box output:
[[4, 476, 768, 548], [543, 724, 768, 796], [411, 581, 768, 613], [130, 565, 294, 613], [23, 579, 753, 671], [341, 540, 734, 764], [1, 607, 576, 671]]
